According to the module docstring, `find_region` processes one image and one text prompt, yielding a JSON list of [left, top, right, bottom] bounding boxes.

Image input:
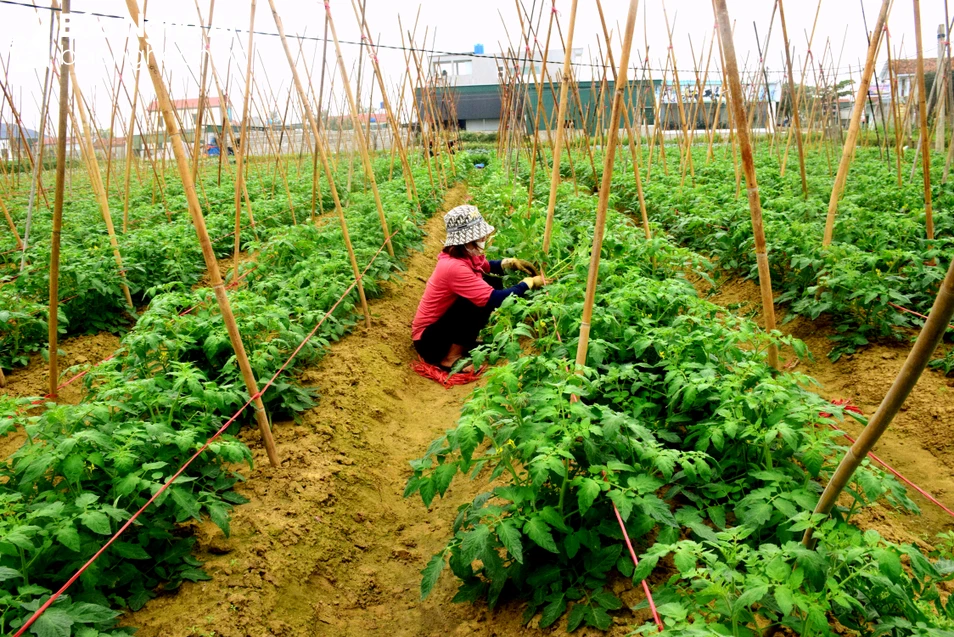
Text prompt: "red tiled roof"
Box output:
[[146, 96, 222, 112], [889, 57, 938, 77]]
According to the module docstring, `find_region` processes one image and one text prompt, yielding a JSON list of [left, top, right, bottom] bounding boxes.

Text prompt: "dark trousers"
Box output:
[[414, 275, 502, 367]]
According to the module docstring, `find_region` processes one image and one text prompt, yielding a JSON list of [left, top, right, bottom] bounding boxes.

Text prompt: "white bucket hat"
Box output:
[[443, 205, 495, 247]]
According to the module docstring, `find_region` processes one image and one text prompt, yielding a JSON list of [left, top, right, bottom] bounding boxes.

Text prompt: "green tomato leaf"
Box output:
[[775, 585, 795, 616], [525, 517, 559, 553], [31, 607, 74, 637], [576, 478, 601, 515], [420, 551, 446, 600], [56, 525, 81, 553], [539, 595, 566, 628], [496, 521, 523, 564], [460, 524, 491, 564], [80, 511, 112, 535]]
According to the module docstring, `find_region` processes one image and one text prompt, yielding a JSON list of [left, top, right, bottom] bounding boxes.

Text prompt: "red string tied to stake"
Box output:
[[601, 470, 664, 632]]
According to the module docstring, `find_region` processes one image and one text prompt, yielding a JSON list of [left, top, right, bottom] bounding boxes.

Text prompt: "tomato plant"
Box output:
[[408, 157, 954, 635]]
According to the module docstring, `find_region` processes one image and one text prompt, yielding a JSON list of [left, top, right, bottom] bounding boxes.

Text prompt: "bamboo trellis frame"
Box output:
[[823, 0, 891, 247], [713, 0, 779, 371], [125, 0, 280, 468]]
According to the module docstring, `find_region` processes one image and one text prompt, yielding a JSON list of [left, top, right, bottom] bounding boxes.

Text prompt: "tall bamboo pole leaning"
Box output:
[[19, 11, 55, 270], [887, 31, 905, 187], [523, 0, 558, 212], [0, 74, 48, 208], [323, 0, 394, 258], [49, 0, 71, 398], [905, 14, 954, 181], [713, 0, 779, 371], [595, 0, 649, 239], [777, 0, 809, 198], [124, 0, 279, 467], [315, 13, 330, 218], [123, 0, 147, 233], [805, 209, 954, 548], [913, 0, 935, 246], [822, 0, 891, 247], [191, 0, 216, 184], [103, 36, 127, 198], [267, 0, 371, 332], [936, 23, 947, 155], [0, 191, 21, 250], [575, 0, 638, 368], [661, 2, 695, 187], [67, 56, 135, 311], [541, 0, 579, 254], [233, 0, 257, 277], [350, 0, 419, 211]]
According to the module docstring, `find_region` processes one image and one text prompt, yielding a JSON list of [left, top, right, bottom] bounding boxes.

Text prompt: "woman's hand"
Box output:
[[502, 258, 539, 277], [521, 275, 546, 290]]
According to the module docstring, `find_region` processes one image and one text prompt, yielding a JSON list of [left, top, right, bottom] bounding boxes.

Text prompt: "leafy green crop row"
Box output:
[[0, 153, 461, 635], [603, 145, 954, 361], [0, 156, 396, 371], [407, 158, 954, 635]]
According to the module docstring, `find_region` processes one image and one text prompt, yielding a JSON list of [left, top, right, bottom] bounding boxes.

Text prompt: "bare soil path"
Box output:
[[123, 184, 603, 637]]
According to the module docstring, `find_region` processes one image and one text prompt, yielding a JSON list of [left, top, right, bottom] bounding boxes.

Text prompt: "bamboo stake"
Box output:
[[104, 35, 128, 198], [322, 1, 395, 256], [233, 0, 257, 277], [0, 73, 48, 208], [268, 0, 371, 334], [124, 11, 144, 233], [67, 57, 135, 310], [511, 0, 547, 204], [541, 0, 579, 254], [250, 73, 297, 225], [0, 192, 21, 250], [223, 39, 261, 239], [191, 0, 216, 184], [524, 0, 557, 211], [576, 0, 638, 368], [351, 0, 418, 210], [888, 31, 905, 187], [860, 0, 891, 163], [937, 23, 948, 155], [822, 0, 891, 247], [913, 0, 934, 246], [398, 16, 436, 195], [49, 0, 71, 398], [777, 0, 809, 198], [713, 0, 778, 370], [126, 0, 279, 467], [409, 33, 448, 191], [595, 0, 649, 239], [661, 3, 695, 186], [906, 15, 954, 180], [649, 51, 671, 177]]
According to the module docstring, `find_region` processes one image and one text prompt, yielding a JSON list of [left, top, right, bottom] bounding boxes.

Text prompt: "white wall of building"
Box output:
[[463, 118, 500, 132]]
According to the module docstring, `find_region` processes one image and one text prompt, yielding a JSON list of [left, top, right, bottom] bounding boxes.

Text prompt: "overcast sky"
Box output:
[[0, 0, 949, 132]]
